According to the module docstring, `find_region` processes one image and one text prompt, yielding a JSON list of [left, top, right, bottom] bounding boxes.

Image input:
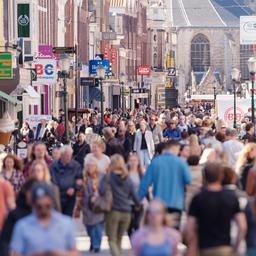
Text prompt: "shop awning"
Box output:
[[24, 85, 40, 99], [0, 90, 22, 105]]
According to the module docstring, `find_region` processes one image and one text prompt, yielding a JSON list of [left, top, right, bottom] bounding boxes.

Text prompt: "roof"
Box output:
[[171, 0, 255, 28]]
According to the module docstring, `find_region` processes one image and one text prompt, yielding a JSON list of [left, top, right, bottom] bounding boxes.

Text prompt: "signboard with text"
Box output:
[[0, 52, 13, 79], [17, 3, 30, 38], [89, 60, 111, 75], [138, 65, 150, 76], [33, 59, 57, 84], [24, 115, 52, 128], [240, 16, 256, 45]]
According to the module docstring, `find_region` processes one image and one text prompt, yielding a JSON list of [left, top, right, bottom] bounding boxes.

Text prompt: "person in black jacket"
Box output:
[[0, 179, 35, 256], [73, 132, 90, 166]]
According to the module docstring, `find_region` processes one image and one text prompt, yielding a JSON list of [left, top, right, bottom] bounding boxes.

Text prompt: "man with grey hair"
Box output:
[[50, 145, 83, 216], [222, 128, 244, 167]]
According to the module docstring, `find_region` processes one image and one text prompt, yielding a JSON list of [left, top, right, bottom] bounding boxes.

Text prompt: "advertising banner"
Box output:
[[217, 98, 251, 127], [89, 59, 111, 75], [38, 45, 56, 59], [33, 59, 57, 84], [240, 16, 256, 45], [24, 115, 52, 128], [17, 3, 30, 38], [0, 52, 13, 79]]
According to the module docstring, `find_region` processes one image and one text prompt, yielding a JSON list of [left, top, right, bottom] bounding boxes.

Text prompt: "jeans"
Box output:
[[247, 247, 256, 256], [86, 222, 103, 251], [138, 149, 150, 171], [106, 210, 131, 256]]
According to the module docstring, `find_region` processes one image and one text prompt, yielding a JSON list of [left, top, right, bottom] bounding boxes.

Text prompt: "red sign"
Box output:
[[110, 48, 117, 64], [138, 65, 150, 76], [224, 107, 244, 122], [103, 42, 109, 60]]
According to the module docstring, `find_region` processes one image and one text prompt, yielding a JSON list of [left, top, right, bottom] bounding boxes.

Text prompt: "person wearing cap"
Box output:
[[10, 182, 79, 256]]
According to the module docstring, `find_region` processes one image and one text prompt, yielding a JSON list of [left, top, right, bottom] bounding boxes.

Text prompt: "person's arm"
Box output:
[[4, 181, 16, 211], [133, 133, 138, 152], [246, 169, 256, 196], [233, 212, 247, 252], [138, 162, 154, 200], [185, 216, 198, 256]]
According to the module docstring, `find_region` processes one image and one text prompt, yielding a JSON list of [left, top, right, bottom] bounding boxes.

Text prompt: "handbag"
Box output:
[[90, 174, 113, 213]]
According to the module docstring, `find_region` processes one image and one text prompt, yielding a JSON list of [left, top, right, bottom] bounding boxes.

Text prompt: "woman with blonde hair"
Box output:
[[236, 143, 256, 190], [103, 154, 140, 256], [29, 160, 61, 211]]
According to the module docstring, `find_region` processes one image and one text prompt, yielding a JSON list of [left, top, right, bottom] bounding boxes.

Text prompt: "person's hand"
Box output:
[[90, 196, 96, 203], [76, 179, 84, 186], [66, 188, 75, 196]]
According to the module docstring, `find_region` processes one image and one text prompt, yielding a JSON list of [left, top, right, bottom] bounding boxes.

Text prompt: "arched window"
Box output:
[[191, 34, 210, 72]]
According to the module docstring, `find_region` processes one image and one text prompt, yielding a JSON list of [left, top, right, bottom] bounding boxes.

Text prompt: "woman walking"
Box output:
[[103, 154, 140, 256]]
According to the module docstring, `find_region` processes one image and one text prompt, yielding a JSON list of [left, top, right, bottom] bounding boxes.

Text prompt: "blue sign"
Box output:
[[89, 60, 111, 75]]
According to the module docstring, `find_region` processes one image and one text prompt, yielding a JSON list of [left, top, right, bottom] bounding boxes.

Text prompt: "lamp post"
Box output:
[[59, 54, 71, 144], [120, 73, 126, 113], [213, 84, 217, 110], [129, 86, 133, 109], [231, 68, 241, 129], [248, 57, 256, 141], [96, 65, 106, 128]]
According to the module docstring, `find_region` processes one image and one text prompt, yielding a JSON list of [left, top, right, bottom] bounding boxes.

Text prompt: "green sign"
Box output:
[[0, 53, 13, 79], [17, 4, 30, 38]]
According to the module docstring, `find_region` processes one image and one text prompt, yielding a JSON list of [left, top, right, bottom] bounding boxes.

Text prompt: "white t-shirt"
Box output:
[[222, 139, 244, 167], [84, 153, 110, 173]]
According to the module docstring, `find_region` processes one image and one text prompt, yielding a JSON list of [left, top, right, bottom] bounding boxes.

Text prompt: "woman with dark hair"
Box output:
[[18, 122, 34, 144], [0, 179, 35, 256], [131, 199, 180, 256], [1, 154, 25, 194]]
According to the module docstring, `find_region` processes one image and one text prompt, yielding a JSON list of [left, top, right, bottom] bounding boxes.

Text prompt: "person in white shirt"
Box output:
[[222, 128, 244, 167]]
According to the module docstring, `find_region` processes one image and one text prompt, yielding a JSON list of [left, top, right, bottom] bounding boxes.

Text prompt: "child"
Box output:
[[81, 156, 104, 253]]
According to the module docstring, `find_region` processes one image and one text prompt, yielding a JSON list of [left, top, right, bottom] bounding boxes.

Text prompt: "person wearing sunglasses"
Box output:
[[10, 182, 79, 256], [131, 199, 180, 256]]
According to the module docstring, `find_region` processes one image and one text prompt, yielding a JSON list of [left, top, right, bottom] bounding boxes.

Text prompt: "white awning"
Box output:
[[24, 85, 40, 99]]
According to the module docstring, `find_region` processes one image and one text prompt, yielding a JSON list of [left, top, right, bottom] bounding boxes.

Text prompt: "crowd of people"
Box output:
[[1, 103, 256, 255]]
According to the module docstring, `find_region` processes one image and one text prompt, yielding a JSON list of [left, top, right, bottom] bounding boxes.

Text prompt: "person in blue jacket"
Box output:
[[138, 140, 191, 229], [163, 120, 181, 141]]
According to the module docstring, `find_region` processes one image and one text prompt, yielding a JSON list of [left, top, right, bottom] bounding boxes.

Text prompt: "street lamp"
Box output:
[[231, 68, 241, 129], [96, 65, 106, 128], [248, 57, 256, 141], [213, 83, 217, 110], [120, 73, 126, 113], [59, 54, 71, 144]]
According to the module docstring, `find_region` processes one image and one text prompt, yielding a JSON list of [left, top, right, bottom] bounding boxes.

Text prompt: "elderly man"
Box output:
[[50, 146, 82, 216], [147, 114, 163, 147], [10, 182, 78, 256]]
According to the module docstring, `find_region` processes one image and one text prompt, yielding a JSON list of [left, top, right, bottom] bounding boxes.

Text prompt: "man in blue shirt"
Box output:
[[10, 182, 79, 256], [139, 140, 191, 229]]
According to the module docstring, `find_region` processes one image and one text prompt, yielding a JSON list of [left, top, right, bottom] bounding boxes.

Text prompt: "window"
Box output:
[[191, 34, 210, 72]]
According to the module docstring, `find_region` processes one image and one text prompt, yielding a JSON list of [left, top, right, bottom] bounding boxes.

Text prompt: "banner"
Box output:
[[33, 59, 57, 84], [217, 98, 251, 127], [0, 52, 13, 79], [38, 45, 56, 59], [24, 115, 52, 128], [17, 3, 30, 38]]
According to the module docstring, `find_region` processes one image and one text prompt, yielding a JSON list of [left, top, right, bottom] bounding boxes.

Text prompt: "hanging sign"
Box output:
[[17, 3, 30, 38], [0, 52, 13, 79]]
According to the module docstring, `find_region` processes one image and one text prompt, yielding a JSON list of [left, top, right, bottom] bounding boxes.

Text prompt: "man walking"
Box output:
[[10, 182, 78, 256], [50, 146, 83, 216], [186, 162, 247, 256], [139, 140, 191, 229]]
